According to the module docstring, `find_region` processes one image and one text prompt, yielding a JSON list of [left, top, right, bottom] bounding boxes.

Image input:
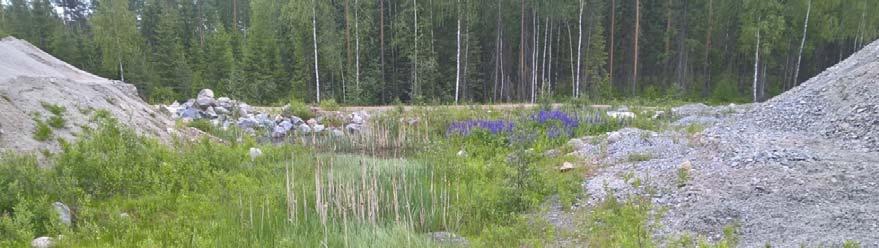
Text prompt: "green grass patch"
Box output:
[[32, 119, 53, 141]]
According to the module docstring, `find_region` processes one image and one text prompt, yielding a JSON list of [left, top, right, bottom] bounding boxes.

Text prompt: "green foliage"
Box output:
[[40, 102, 65, 116], [286, 96, 314, 120], [32, 119, 53, 141], [583, 194, 657, 247], [627, 153, 653, 162], [319, 98, 341, 111]]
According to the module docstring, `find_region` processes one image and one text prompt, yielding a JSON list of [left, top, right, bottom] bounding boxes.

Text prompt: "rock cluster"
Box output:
[[160, 89, 369, 139]]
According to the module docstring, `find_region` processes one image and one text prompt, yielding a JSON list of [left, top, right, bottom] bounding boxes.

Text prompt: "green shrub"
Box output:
[[33, 119, 53, 141], [319, 98, 341, 111], [286, 97, 314, 120], [148, 86, 179, 104], [40, 102, 66, 116]]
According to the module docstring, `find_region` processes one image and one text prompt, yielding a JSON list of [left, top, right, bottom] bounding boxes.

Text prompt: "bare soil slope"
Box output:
[[0, 37, 172, 154]]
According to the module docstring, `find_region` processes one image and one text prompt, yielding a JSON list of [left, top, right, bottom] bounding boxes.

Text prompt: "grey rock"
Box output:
[[31, 237, 55, 248], [53, 202, 71, 226], [331, 128, 344, 137], [248, 147, 262, 161], [298, 124, 312, 134], [179, 107, 200, 119], [312, 124, 325, 133], [345, 123, 362, 133], [197, 88, 215, 99], [428, 232, 468, 246], [214, 106, 230, 115], [237, 117, 259, 129], [306, 118, 318, 126], [271, 125, 289, 138], [289, 116, 304, 126], [195, 96, 214, 108]]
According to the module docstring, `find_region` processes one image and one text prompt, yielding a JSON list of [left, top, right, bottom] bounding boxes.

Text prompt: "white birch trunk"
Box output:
[[541, 17, 548, 99], [575, 0, 584, 98], [794, 0, 810, 86], [531, 13, 538, 103], [455, 0, 461, 104], [312, 0, 321, 102], [413, 0, 418, 98], [355, 0, 360, 89], [753, 23, 760, 103]]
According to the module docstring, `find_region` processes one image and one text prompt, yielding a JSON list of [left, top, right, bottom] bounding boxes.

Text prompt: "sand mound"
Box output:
[[0, 36, 172, 154]]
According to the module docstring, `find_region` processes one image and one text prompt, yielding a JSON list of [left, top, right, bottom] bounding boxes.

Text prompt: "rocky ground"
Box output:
[[559, 40, 879, 247]]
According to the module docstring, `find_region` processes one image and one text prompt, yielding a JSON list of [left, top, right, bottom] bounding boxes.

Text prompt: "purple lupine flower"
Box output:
[[531, 110, 579, 129], [446, 120, 515, 136]]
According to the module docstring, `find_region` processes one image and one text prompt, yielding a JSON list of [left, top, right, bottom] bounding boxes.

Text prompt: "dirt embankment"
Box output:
[[0, 37, 172, 155]]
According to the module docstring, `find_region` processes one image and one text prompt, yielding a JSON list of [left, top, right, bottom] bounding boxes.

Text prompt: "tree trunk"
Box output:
[[794, 0, 810, 86], [609, 0, 615, 86], [494, 0, 502, 102], [355, 0, 360, 90], [455, 0, 461, 104], [518, 0, 525, 102], [531, 11, 538, 103], [379, 0, 385, 101], [312, 0, 321, 102], [753, 21, 760, 103], [413, 0, 418, 99], [119, 59, 125, 82], [541, 17, 548, 98], [703, 0, 712, 97], [566, 22, 575, 97], [575, 0, 584, 98], [633, 0, 640, 96]]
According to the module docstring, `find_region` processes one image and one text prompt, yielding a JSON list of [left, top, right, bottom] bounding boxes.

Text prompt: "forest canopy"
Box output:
[[1, 0, 877, 105]]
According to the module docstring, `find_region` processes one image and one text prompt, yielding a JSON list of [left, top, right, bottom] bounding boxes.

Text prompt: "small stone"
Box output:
[[345, 123, 362, 134], [560, 162, 575, 172], [307, 118, 318, 126], [31, 237, 55, 248], [428, 232, 468, 246], [457, 150, 468, 157], [249, 147, 263, 161]]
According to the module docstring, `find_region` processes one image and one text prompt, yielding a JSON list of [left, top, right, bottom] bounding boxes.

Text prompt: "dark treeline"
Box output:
[[1, 0, 877, 105]]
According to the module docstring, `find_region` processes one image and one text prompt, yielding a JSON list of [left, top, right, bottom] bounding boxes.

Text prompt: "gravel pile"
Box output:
[[747, 40, 879, 152], [566, 39, 879, 246], [0, 37, 173, 154]]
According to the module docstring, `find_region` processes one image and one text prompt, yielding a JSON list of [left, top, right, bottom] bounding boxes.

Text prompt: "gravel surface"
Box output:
[[564, 40, 879, 246], [0, 37, 173, 155]]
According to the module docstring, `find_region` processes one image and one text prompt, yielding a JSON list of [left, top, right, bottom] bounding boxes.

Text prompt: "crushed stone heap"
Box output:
[[0, 36, 172, 154], [748, 39, 879, 152]]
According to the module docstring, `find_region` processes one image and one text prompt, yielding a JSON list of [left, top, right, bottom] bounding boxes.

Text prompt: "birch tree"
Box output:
[[793, 0, 811, 86], [311, 0, 321, 102]]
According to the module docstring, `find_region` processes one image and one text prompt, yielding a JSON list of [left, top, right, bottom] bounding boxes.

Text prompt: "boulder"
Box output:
[[53, 202, 72, 226], [278, 120, 294, 131], [345, 123, 362, 134], [272, 125, 290, 138], [349, 111, 368, 124], [331, 128, 344, 137], [607, 111, 636, 119], [195, 96, 214, 108], [298, 124, 312, 134], [290, 116, 305, 126], [312, 124, 326, 133], [238, 103, 252, 116], [197, 89, 215, 99], [306, 118, 318, 126], [214, 106, 230, 115], [428, 232, 468, 246], [237, 117, 259, 129], [203, 106, 218, 119], [179, 107, 200, 120], [31, 237, 55, 248]]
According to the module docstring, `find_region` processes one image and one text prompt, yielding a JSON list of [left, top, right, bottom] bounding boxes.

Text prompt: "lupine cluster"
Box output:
[[531, 110, 580, 129], [446, 120, 516, 136]]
